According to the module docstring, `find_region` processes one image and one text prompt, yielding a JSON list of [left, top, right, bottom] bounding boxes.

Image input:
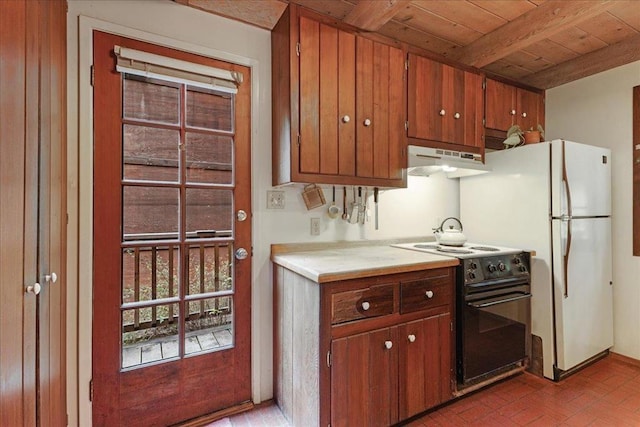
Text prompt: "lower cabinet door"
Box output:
[[331, 327, 399, 427], [398, 313, 452, 419]]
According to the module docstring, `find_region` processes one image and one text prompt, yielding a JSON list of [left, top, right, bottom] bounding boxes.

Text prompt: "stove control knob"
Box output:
[[488, 264, 497, 273], [498, 262, 506, 271], [514, 257, 522, 265], [468, 272, 476, 280], [469, 262, 477, 270], [519, 265, 527, 272]]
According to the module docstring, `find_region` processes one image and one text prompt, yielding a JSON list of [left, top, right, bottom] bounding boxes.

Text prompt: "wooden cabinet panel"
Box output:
[[408, 54, 483, 150], [399, 314, 452, 419], [331, 284, 395, 325], [485, 78, 545, 133], [400, 276, 452, 314], [331, 327, 399, 427], [272, 5, 406, 187]]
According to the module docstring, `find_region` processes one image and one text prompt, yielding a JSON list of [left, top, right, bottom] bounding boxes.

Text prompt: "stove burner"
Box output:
[[469, 246, 500, 252], [414, 244, 439, 249], [437, 247, 474, 254]]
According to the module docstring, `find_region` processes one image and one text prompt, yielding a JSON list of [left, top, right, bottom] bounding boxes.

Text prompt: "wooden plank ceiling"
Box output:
[[175, 0, 640, 89]]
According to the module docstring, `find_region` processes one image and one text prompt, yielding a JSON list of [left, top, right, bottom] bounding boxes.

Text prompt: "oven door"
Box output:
[[458, 281, 531, 385]]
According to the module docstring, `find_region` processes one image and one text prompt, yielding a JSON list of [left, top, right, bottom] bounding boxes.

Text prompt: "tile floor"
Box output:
[[210, 354, 640, 427]]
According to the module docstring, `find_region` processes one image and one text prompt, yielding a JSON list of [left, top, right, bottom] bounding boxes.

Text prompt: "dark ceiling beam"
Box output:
[[450, 0, 615, 68], [343, 0, 411, 32], [526, 33, 640, 89]]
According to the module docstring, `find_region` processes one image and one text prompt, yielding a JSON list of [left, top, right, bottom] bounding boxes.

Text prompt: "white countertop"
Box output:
[[271, 244, 459, 283]]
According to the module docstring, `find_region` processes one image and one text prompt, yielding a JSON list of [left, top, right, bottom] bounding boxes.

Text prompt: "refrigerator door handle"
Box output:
[[561, 141, 573, 217], [563, 217, 572, 298]]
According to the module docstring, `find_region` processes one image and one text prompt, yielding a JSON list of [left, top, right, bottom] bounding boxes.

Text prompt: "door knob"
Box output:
[[45, 272, 58, 283], [384, 340, 393, 350], [237, 210, 247, 222], [26, 282, 42, 295], [408, 334, 416, 343], [439, 109, 446, 116], [235, 248, 248, 260], [454, 112, 461, 119], [521, 112, 527, 118], [363, 118, 372, 127], [342, 115, 350, 123], [510, 109, 516, 115]]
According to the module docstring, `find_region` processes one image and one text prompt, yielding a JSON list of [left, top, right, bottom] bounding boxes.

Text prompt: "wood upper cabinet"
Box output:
[[272, 5, 406, 187], [485, 78, 545, 132], [407, 53, 483, 151]]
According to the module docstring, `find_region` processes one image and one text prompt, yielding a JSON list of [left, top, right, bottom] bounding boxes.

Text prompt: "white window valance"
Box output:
[[114, 45, 242, 94]]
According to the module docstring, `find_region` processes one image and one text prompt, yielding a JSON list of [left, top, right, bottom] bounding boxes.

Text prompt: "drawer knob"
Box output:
[[439, 109, 446, 116], [363, 118, 372, 127], [384, 340, 393, 350], [342, 115, 350, 123], [510, 109, 516, 116], [454, 112, 461, 119], [425, 290, 434, 299], [408, 334, 416, 343], [521, 112, 527, 118], [361, 301, 370, 311]]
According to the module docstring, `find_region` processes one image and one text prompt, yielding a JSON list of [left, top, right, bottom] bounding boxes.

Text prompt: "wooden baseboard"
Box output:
[[610, 351, 640, 368], [172, 401, 255, 427]]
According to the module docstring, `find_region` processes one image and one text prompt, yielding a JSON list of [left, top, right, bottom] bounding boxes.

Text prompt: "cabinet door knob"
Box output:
[[521, 112, 527, 118], [342, 115, 350, 123], [384, 340, 393, 350], [26, 282, 42, 295], [408, 334, 416, 343], [361, 301, 370, 311], [510, 109, 516, 116], [363, 118, 372, 127], [439, 109, 446, 116], [425, 290, 434, 299], [45, 272, 58, 283], [454, 112, 461, 119]]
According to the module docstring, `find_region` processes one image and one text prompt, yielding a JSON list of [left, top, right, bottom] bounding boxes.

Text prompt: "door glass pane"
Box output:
[[123, 186, 179, 239], [123, 75, 180, 124], [185, 188, 233, 238], [185, 132, 233, 185], [122, 303, 180, 369], [186, 243, 233, 296], [123, 125, 180, 182], [122, 246, 179, 304], [185, 296, 234, 356], [186, 87, 233, 131]]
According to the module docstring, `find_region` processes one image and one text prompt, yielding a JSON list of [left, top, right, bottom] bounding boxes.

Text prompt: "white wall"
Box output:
[[545, 61, 640, 360], [66, 1, 459, 425]]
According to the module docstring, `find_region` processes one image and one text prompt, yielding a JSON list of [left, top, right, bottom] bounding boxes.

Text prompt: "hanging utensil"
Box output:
[[357, 187, 364, 224], [349, 186, 358, 224], [328, 186, 340, 219], [374, 187, 379, 230], [342, 186, 348, 220], [363, 187, 370, 224]]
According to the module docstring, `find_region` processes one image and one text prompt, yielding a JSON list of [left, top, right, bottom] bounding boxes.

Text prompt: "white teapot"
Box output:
[[433, 217, 467, 247]]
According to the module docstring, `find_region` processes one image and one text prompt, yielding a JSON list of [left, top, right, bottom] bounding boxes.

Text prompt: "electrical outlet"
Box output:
[[310, 218, 321, 236], [267, 190, 285, 209]]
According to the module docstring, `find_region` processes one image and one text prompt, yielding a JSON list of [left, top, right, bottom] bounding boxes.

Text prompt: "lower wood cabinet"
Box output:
[[274, 265, 455, 427]]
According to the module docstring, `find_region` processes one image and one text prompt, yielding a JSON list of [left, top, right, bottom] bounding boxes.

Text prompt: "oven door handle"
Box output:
[[467, 293, 532, 308]]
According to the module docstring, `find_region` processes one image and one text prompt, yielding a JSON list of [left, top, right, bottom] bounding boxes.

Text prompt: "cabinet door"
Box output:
[[331, 327, 399, 427], [517, 87, 544, 131], [356, 37, 404, 180], [398, 313, 452, 419], [408, 54, 481, 148], [485, 79, 516, 132]]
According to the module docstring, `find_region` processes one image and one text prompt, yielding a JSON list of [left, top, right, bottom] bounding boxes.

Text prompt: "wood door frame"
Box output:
[[72, 17, 261, 426]]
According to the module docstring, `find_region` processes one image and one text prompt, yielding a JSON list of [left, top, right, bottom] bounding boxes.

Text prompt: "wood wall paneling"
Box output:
[[633, 85, 639, 256]]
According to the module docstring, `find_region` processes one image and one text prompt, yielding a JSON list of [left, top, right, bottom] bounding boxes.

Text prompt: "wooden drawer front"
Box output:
[[331, 285, 395, 325], [400, 276, 451, 314]]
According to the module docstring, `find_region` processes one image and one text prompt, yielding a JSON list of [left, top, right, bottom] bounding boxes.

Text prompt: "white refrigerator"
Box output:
[[460, 139, 613, 380]]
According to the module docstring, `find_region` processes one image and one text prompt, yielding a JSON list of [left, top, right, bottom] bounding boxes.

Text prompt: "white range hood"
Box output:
[[407, 145, 491, 178]]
